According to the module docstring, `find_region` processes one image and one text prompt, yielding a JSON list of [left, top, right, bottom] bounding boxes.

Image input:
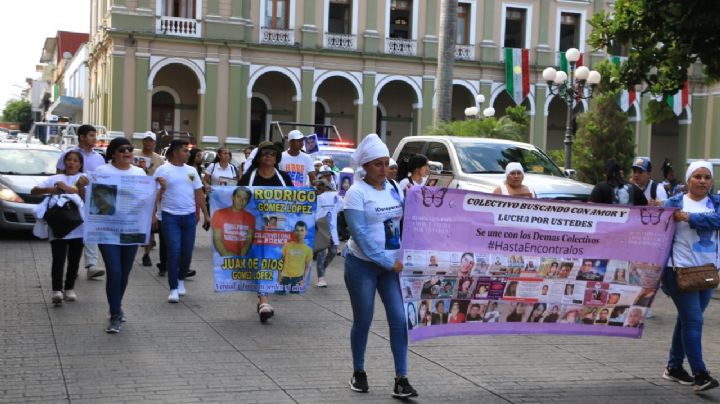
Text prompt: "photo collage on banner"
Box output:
[[401, 188, 675, 341], [209, 186, 317, 294]]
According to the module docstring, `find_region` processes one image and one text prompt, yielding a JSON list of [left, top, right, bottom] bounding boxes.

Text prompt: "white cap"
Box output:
[[318, 165, 334, 176], [288, 130, 305, 141], [143, 131, 156, 141]]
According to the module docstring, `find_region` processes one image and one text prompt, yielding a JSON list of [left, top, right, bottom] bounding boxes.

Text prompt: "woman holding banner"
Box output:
[[95, 138, 152, 334], [238, 141, 293, 322], [661, 161, 720, 391], [343, 134, 418, 399]]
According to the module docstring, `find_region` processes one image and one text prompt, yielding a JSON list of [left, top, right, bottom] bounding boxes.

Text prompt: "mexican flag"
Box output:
[[559, 51, 583, 74], [666, 81, 689, 116], [505, 48, 529, 105], [610, 56, 637, 112]]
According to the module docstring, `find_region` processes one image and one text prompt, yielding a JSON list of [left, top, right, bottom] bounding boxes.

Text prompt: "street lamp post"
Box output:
[[542, 48, 601, 170], [464, 94, 496, 120]]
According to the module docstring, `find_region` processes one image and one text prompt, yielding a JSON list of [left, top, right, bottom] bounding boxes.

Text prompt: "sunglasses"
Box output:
[[117, 146, 134, 153], [261, 149, 277, 157]]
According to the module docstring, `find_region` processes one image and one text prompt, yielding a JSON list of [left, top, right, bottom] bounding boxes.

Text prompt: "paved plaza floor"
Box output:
[[2, 230, 720, 403]]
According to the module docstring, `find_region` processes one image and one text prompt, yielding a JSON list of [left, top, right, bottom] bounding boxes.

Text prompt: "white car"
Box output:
[[0, 143, 63, 230]]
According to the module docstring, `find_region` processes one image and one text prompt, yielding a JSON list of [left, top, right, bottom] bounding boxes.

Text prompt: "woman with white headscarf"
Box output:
[[343, 134, 418, 399], [661, 161, 720, 391], [492, 162, 536, 198]]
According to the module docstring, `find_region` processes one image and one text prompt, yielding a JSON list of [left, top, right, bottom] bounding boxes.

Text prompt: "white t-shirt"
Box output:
[[56, 147, 106, 173], [38, 173, 86, 240], [154, 163, 202, 215], [344, 180, 404, 264], [398, 176, 427, 190], [316, 191, 343, 245], [94, 164, 146, 176], [641, 179, 668, 202], [280, 152, 314, 187], [206, 162, 238, 185], [672, 195, 719, 268]]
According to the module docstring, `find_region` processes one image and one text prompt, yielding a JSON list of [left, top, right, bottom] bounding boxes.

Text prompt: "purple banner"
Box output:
[[401, 188, 676, 341]]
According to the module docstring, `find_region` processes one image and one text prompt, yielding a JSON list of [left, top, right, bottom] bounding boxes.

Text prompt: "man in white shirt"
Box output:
[[56, 124, 106, 279], [279, 130, 316, 187], [632, 157, 668, 207]]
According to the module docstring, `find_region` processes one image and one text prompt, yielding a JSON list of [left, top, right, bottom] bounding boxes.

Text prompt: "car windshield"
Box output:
[[454, 141, 565, 177], [0, 149, 62, 175], [320, 150, 353, 170]]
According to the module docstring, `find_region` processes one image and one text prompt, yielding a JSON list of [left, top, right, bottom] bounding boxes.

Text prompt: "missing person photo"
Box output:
[[90, 184, 118, 215], [304, 134, 320, 154]]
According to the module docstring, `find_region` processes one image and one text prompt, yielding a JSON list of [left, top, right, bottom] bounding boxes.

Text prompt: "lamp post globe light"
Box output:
[[464, 94, 495, 119], [543, 48, 601, 170]]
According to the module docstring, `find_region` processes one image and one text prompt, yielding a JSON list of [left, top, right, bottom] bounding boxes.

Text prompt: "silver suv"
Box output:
[[392, 136, 593, 201]]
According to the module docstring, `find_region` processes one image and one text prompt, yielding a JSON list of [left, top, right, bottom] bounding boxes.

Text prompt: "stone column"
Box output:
[[479, 0, 497, 63], [363, 0, 380, 53], [301, 1, 319, 48]]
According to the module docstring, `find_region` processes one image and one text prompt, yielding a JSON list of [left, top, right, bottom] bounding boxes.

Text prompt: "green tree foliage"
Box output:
[[572, 61, 636, 184], [426, 115, 524, 141], [588, 0, 720, 97], [504, 104, 530, 140], [2, 99, 33, 132]]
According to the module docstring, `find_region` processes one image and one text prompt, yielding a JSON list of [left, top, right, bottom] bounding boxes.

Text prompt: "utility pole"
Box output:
[[433, 0, 458, 126]]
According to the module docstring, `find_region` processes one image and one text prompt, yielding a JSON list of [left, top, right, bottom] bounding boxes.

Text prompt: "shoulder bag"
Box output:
[[44, 195, 84, 239]]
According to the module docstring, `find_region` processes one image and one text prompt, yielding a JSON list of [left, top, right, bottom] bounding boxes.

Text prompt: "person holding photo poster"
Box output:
[[239, 141, 294, 322], [94, 138, 155, 334], [204, 147, 239, 187], [343, 133, 418, 399], [154, 140, 210, 304], [211, 187, 255, 257]]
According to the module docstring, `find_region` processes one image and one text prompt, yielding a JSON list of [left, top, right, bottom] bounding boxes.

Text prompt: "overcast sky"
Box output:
[[0, 0, 90, 114]]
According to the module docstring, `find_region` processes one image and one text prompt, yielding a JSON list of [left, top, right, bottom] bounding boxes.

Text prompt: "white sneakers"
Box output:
[[51, 291, 63, 304], [316, 277, 328, 288], [64, 290, 77, 301], [168, 289, 179, 303], [178, 280, 186, 296]]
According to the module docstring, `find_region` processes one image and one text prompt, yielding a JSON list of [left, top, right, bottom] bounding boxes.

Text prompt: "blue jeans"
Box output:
[[99, 244, 139, 317], [344, 253, 408, 376], [662, 267, 714, 374], [161, 212, 196, 290], [316, 244, 337, 278]]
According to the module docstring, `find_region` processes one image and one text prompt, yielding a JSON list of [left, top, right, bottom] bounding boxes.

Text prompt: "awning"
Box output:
[[49, 96, 83, 117]]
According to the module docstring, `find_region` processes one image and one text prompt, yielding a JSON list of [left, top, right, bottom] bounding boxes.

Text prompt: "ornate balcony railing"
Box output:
[[324, 32, 357, 51], [455, 44, 475, 60], [385, 37, 417, 56], [156, 16, 201, 38], [259, 27, 295, 46]]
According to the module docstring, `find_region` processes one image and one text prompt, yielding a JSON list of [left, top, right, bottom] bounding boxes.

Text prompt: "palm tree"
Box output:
[[433, 0, 458, 126]]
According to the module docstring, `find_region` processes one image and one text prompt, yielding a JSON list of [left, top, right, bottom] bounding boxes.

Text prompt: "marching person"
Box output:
[[133, 131, 165, 268], [94, 138, 151, 333], [239, 141, 294, 322], [32, 151, 88, 304], [397, 154, 429, 190], [661, 161, 720, 391], [204, 147, 239, 186], [493, 162, 536, 198], [631, 157, 668, 207], [280, 130, 316, 187], [154, 140, 210, 304], [343, 133, 418, 399], [589, 159, 648, 206], [314, 173, 342, 287], [56, 124, 106, 279]]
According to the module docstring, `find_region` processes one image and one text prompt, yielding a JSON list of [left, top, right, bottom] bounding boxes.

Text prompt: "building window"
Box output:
[[162, 0, 196, 18], [328, 0, 352, 34], [265, 0, 290, 29], [456, 3, 470, 45], [389, 0, 412, 39], [504, 7, 526, 48], [559, 12, 581, 51]]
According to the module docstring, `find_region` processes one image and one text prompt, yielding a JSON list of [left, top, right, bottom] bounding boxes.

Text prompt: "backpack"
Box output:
[[613, 183, 635, 205], [650, 181, 659, 200]]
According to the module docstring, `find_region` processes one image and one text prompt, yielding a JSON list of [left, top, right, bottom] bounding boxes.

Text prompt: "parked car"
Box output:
[[0, 143, 63, 230], [392, 136, 594, 201]]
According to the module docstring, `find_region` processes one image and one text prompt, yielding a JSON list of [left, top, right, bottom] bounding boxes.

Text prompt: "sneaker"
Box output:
[[185, 270, 197, 278], [51, 291, 63, 304], [120, 311, 127, 322], [178, 280, 186, 296], [105, 316, 121, 334], [86, 265, 105, 279], [392, 377, 418, 399], [158, 268, 166, 277], [663, 366, 694, 385], [316, 277, 328, 288], [156, 263, 166, 277], [168, 289, 180, 303], [349, 370, 369, 393], [258, 302, 274, 322], [142, 254, 152, 267], [64, 289, 77, 302], [694, 372, 720, 392]]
